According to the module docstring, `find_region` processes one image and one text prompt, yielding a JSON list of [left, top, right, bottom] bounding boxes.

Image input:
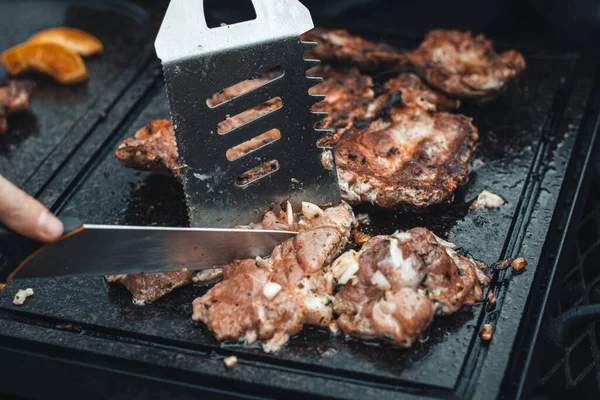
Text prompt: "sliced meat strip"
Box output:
[[408, 30, 526, 101], [334, 74, 478, 209], [333, 228, 489, 347], [302, 28, 407, 71], [0, 80, 35, 134], [192, 203, 355, 352]]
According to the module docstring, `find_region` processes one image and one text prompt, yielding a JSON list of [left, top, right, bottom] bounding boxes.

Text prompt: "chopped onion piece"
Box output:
[[393, 231, 412, 242], [470, 190, 505, 211], [224, 355, 238, 368], [302, 202, 324, 219], [262, 282, 282, 300], [371, 270, 391, 291], [432, 232, 456, 249], [286, 201, 294, 227], [12, 288, 34, 306], [331, 250, 359, 285]]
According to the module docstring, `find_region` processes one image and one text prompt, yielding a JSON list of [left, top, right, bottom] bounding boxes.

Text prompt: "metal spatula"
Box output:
[[155, 0, 340, 228]]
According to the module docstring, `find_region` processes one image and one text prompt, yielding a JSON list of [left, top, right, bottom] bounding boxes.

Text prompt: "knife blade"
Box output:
[[0, 216, 296, 286]]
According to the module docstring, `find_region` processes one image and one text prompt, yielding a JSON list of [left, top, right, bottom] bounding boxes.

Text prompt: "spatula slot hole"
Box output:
[[217, 97, 282, 134], [226, 128, 281, 161], [204, 0, 257, 29], [207, 67, 284, 108], [235, 160, 280, 187]]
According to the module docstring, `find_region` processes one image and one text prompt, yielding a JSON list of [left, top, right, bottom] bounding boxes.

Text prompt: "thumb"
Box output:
[[0, 174, 63, 243]]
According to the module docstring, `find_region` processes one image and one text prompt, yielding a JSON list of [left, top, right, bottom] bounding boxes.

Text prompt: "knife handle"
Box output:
[[0, 216, 83, 287]]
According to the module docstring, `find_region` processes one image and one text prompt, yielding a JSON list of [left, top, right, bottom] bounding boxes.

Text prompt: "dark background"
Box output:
[[213, 0, 600, 58]]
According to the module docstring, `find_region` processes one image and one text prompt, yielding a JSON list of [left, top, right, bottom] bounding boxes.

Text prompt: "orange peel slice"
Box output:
[[1, 42, 88, 85], [28, 27, 103, 57]]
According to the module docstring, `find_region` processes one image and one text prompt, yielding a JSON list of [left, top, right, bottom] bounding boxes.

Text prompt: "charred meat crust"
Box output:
[[301, 28, 408, 71], [334, 73, 477, 209], [114, 119, 180, 177], [408, 30, 526, 100], [308, 64, 375, 145]]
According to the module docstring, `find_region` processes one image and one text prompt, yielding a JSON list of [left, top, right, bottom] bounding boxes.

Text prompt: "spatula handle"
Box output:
[[0, 216, 83, 286]]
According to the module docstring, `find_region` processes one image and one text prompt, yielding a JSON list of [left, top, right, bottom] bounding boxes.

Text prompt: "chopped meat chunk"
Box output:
[[114, 119, 180, 177], [408, 30, 526, 101], [334, 75, 478, 209], [365, 73, 460, 116], [0, 80, 35, 134], [302, 28, 406, 71], [106, 271, 196, 303], [192, 203, 355, 352], [334, 228, 489, 346]]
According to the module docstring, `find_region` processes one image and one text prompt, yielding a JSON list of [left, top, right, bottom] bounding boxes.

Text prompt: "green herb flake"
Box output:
[[457, 268, 465, 276], [383, 239, 391, 247], [179, 164, 189, 175], [310, 288, 317, 293], [428, 250, 436, 258], [419, 262, 425, 270], [298, 283, 305, 289]]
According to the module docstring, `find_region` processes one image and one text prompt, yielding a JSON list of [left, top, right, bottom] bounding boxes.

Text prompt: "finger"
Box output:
[[0, 174, 63, 242]]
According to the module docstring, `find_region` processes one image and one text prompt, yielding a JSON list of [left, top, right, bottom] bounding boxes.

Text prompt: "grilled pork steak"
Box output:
[[335, 73, 477, 209], [302, 28, 406, 71], [408, 30, 526, 101], [0, 80, 35, 134], [333, 229, 489, 346], [192, 203, 355, 352]]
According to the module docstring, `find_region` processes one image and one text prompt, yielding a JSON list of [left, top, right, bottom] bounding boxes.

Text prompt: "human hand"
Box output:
[[0, 174, 63, 242]]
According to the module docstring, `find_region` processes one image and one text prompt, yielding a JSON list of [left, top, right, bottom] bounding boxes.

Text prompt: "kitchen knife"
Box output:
[[0, 216, 296, 286]]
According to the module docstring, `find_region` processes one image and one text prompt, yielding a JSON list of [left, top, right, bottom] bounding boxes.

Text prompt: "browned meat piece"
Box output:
[[192, 202, 355, 352], [335, 74, 477, 209], [365, 73, 460, 115], [0, 80, 35, 134], [302, 28, 406, 71], [408, 30, 526, 101], [115, 97, 281, 176], [308, 65, 374, 145], [106, 271, 196, 303], [333, 228, 489, 347], [114, 119, 180, 177]]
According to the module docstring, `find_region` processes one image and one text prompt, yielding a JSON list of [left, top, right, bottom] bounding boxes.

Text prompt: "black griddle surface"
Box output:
[[0, 0, 152, 195], [0, 5, 598, 399]]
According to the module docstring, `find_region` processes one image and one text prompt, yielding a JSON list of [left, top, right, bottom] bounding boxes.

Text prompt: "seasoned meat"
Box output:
[[115, 92, 281, 175], [114, 119, 180, 177], [408, 30, 526, 101], [302, 28, 406, 71], [308, 65, 374, 145], [333, 228, 489, 346], [192, 203, 355, 352], [0, 80, 35, 134], [366, 73, 460, 114], [106, 271, 196, 303], [335, 74, 477, 209]]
